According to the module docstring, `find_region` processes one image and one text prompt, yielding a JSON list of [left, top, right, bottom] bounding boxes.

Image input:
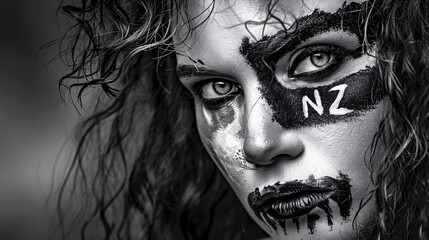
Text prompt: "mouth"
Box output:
[[257, 183, 335, 219], [248, 175, 352, 225]]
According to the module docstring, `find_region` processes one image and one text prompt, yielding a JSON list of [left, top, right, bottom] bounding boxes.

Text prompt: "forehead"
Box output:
[[174, 0, 367, 65]]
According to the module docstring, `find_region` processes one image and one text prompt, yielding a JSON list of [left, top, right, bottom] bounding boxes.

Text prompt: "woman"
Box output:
[[57, 0, 429, 239]]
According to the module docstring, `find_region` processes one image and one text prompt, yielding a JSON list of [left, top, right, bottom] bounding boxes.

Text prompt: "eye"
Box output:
[[293, 52, 333, 75], [201, 81, 238, 99], [195, 80, 241, 109], [288, 45, 351, 80]]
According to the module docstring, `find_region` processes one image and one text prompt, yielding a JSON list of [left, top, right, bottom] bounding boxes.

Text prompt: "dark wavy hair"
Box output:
[[54, 0, 429, 239]]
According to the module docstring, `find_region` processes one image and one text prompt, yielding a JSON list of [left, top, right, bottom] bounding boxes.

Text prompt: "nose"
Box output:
[[242, 92, 305, 166]]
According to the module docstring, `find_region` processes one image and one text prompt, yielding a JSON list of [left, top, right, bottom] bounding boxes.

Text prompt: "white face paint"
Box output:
[[175, 0, 387, 239], [302, 90, 323, 118], [328, 84, 355, 115]]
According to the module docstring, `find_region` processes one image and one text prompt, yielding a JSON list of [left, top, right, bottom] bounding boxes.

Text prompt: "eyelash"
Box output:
[[287, 45, 358, 81], [192, 80, 241, 109]]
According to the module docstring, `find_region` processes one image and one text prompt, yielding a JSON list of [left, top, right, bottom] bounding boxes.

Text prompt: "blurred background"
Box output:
[[0, 0, 82, 239]]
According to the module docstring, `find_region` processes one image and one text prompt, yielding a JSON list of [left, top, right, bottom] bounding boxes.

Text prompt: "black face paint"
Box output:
[[247, 174, 352, 234], [239, 2, 385, 129], [292, 217, 300, 233], [307, 214, 320, 234]]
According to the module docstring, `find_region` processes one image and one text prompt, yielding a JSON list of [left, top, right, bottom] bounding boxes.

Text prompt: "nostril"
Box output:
[[272, 150, 305, 162]]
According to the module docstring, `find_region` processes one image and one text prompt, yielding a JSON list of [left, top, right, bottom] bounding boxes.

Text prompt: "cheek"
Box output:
[[301, 101, 387, 194], [196, 103, 247, 183]]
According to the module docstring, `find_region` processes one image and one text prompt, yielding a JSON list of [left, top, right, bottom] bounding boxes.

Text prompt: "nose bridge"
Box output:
[[242, 87, 304, 165]]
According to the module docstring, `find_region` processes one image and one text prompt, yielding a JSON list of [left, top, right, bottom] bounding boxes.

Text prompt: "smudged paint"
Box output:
[[239, 2, 385, 129], [318, 200, 334, 230], [233, 149, 247, 168], [199, 101, 239, 139], [330, 173, 353, 219], [279, 220, 287, 235], [202, 102, 249, 184], [248, 174, 352, 233], [255, 2, 378, 62], [292, 217, 300, 233], [307, 214, 320, 234]]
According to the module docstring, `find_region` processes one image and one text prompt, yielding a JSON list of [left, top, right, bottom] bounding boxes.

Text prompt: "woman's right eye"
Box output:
[[195, 80, 241, 109]]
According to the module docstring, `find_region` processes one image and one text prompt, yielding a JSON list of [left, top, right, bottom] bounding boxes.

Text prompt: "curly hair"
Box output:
[[55, 0, 429, 239], [371, 0, 429, 239]]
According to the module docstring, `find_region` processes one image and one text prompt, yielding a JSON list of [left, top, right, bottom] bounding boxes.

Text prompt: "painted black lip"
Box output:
[[251, 182, 335, 219], [248, 175, 352, 229]]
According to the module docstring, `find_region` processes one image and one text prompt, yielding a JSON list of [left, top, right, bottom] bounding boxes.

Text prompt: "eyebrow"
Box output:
[[176, 65, 223, 78]]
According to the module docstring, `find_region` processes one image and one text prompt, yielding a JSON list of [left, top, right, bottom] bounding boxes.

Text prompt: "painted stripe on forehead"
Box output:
[[263, 2, 377, 62]]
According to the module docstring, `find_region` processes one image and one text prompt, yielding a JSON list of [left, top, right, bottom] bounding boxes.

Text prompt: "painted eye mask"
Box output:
[[239, 2, 385, 129]]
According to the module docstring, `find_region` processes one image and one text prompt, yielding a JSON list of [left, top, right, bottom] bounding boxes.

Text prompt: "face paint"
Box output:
[[239, 2, 385, 129], [248, 174, 352, 234], [198, 100, 250, 184], [307, 214, 320, 234], [175, 0, 386, 239]]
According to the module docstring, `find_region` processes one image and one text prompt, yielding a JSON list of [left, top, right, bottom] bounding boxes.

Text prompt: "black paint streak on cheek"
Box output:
[[307, 214, 320, 234], [200, 104, 237, 138], [330, 175, 353, 219], [279, 220, 287, 235], [292, 217, 300, 233], [317, 201, 334, 230], [214, 104, 237, 129]]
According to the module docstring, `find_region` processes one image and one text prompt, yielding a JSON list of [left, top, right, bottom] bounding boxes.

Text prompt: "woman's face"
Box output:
[[175, 0, 386, 239]]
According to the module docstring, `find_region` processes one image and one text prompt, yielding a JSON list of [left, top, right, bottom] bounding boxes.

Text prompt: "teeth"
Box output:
[[278, 203, 282, 215], [282, 202, 287, 215], [270, 191, 332, 216]]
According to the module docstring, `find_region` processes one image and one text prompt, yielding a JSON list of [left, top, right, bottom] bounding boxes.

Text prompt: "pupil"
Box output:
[[213, 81, 232, 95], [310, 53, 330, 67]]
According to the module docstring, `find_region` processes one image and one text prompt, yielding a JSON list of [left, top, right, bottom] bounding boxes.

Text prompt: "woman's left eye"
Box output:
[[195, 80, 241, 109], [293, 52, 334, 75], [288, 45, 350, 79]]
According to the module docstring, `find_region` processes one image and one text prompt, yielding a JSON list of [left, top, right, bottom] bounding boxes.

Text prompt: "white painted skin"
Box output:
[[175, 0, 387, 239]]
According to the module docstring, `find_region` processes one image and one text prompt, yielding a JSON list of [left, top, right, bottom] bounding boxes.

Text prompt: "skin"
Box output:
[[175, 0, 386, 239]]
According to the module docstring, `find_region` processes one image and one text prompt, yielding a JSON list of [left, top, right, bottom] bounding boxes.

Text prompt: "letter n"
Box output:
[[302, 90, 324, 118]]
